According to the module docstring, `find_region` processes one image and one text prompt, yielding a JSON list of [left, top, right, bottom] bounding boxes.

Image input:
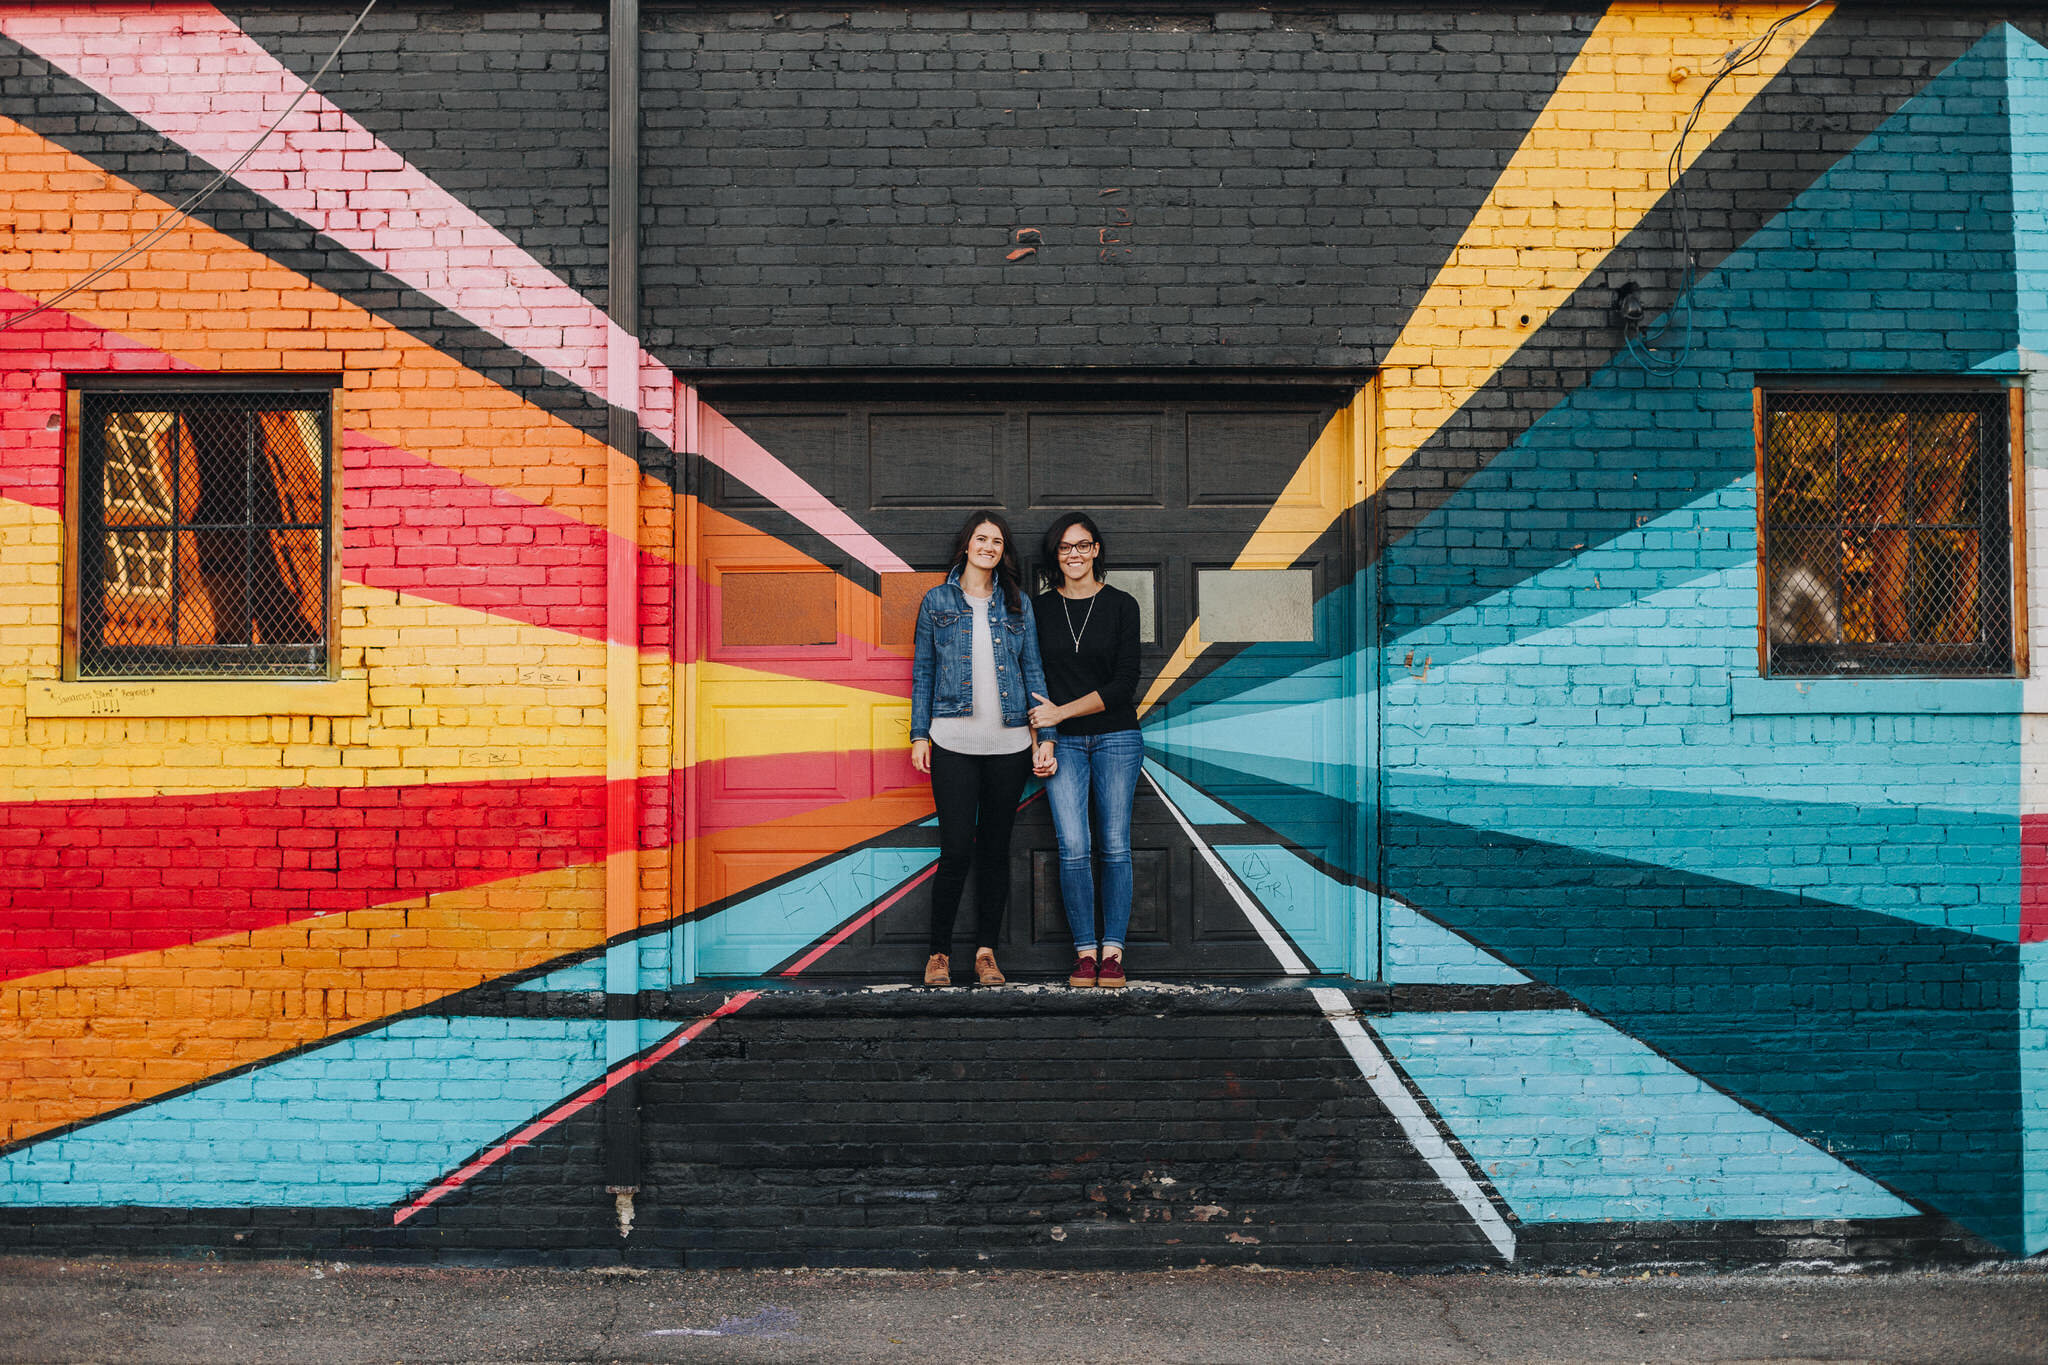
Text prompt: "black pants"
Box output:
[[927, 743, 1033, 955]]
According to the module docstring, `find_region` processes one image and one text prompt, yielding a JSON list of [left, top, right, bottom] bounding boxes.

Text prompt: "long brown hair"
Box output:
[[950, 509, 1024, 614]]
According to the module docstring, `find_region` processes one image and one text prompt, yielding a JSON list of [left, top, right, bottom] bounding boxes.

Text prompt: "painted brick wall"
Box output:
[[1, 1, 2044, 1270], [0, 2, 648, 1153], [640, 6, 1591, 370]]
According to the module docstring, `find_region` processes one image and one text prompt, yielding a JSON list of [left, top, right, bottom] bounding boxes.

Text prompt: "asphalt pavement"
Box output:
[[1, 1257, 2044, 1363]]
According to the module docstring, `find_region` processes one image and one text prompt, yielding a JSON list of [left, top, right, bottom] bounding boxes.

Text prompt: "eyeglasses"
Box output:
[[1057, 540, 1098, 556]]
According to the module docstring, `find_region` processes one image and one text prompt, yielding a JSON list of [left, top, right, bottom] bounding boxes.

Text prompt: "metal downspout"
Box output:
[[603, 0, 644, 1214]]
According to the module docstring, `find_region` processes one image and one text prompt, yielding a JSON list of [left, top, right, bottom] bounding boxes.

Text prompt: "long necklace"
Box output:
[[1059, 587, 1099, 653]]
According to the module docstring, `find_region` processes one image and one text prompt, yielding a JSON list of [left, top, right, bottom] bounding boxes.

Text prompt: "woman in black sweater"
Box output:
[[1028, 513, 1144, 988]]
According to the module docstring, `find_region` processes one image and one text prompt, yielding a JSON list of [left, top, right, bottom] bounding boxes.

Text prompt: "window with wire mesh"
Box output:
[[1760, 389, 2013, 677], [76, 389, 331, 678]]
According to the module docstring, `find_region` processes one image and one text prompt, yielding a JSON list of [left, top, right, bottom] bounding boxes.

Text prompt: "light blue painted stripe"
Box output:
[[690, 846, 941, 978], [1732, 677, 2023, 716], [512, 961, 605, 993], [0, 1017, 609, 1208], [2010, 25, 2048, 356], [1148, 703, 1352, 803], [603, 938, 642, 1062], [1383, 486, 1752, 674], [1384, 901, 1528, 986], [1211, 844, 1360, 977], [1206, 836, 1519, 983], [1371, 1011, 1918, 1225], [1385, 772, 2020, 941], [1381, 560, 2018, 812], [1142, 758, 1241, 824]]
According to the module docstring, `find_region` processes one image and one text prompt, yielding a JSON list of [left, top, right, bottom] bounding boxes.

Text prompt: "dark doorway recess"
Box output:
[[691, 373, 1365, 979]]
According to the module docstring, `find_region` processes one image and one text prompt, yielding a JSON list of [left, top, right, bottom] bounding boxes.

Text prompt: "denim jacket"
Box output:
[[909, 565, 1049, 743]]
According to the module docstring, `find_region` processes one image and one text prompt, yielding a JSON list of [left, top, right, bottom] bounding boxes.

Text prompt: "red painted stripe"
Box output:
[[342, 432, 691, 647], [690, 754, 926, 833], [0, 293, 685, 646], [0, 776, 651, 982], [391, 989, 762, 1225], [0, 769, 941, 981], [0, 288, 198, 511], [2022, 812, 2046, 943], [779, 864, 937, 978]]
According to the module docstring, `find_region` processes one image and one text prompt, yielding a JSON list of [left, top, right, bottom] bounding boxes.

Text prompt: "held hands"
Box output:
[[910, 738, 931, 775], [1028, 692, 1065, 731], [1032, 739, 1057, 778]]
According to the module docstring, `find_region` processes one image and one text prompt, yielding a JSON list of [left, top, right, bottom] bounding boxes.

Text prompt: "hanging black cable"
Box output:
[[1624, 1, 1827, 374], [0, 0, 379, 333]]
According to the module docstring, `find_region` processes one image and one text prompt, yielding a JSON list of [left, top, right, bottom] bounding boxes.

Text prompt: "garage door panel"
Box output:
[[1027, 411, 1166, 508], [691, 390, 1363, 978], [870, 412, 1004, 508]]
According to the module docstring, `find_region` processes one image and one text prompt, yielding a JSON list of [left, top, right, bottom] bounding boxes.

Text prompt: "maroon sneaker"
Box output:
[[1096, 953, 1127, 989], [1067, 955, 1098, 988]]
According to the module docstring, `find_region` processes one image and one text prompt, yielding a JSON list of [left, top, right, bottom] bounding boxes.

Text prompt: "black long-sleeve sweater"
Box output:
[[1031, 584, 1142, 736]]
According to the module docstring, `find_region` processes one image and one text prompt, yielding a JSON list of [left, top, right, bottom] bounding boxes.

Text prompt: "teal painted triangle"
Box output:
[[1168, 29, 2029, 1252]]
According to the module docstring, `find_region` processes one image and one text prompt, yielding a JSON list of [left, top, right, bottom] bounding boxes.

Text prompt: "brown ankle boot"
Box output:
[[923, 953, 950, 987], [974, 947, 1005, 986]]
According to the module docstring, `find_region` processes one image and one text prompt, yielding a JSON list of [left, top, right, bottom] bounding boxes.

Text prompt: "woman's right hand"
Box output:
[[1028, 692, 1064, 731], [910, 738, 931, 775]]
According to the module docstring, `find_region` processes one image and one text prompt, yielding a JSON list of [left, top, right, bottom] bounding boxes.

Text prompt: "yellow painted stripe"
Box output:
[[1139, 2, 1833, 714], [1, 583, 611, 803], [0, 862, 608, 1145], [27, 677, 369, 719], [691, 660, 911, 765], [3, 587, 905, 803]]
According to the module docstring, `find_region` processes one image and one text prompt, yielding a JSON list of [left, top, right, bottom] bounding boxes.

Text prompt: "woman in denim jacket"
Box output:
[[909, 509, 1055, 987]]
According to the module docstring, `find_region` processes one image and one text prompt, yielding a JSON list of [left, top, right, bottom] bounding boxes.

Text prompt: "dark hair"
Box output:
[[1041, 512, 1106, 585], [950, 509, 1024, 613]]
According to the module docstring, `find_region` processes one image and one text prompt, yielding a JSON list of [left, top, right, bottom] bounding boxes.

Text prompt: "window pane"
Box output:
[[1912, 409, 1978, 526], [1765, 409, 1835, 524], [1839, 411, 1909, 525], [77, 390, 333, 677], [96, 529, 179, 648], [1765, 526, 1839, 645], [258, 409, 326, 525], [1198, 568, 1314, 644], [188, 529, 252, 646], [185, 405, 250, 527], [1104, 568, 1156, 644], [259, 529, 326, 644], [1842, 526, 1911, 644], [99, 410, 180, 528], [1909, 528, 1979, 644]]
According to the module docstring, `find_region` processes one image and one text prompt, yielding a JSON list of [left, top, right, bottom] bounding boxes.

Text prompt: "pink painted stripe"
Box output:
[[0, 4, 909, 576], [699, 407, 911, 573], [391, 990, 762, 1225], [0, 5, 619, 402], [780, 864, 938, 978]]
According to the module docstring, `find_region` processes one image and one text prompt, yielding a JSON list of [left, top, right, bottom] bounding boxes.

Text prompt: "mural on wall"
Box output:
[[0, 1, 2041, 1261]]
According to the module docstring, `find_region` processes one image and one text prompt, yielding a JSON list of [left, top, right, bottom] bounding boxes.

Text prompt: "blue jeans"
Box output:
[[1045, 728, 1144, 953]]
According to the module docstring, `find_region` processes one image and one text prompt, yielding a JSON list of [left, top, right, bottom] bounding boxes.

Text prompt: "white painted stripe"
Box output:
[[1143, 767, 1307, 975], [1310, 986, 1517, 1262], [1145, 767, 1515, 1259]]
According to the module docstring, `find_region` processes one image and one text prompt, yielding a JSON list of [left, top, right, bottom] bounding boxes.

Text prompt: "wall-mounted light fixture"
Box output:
[[1613, 280, 1645, 328]]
